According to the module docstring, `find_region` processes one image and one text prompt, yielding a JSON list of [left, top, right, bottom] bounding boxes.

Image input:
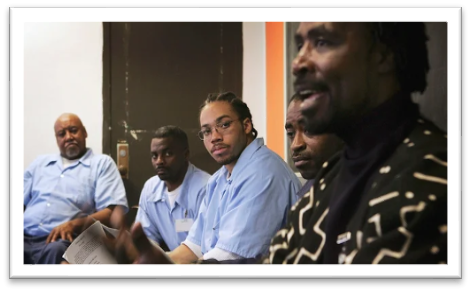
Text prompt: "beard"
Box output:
[[65, 145, 81, 159], [216, 151, 242, 166]]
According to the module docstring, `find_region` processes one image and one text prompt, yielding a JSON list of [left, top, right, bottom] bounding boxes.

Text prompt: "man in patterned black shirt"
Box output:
[[269, 22, 447, 264]]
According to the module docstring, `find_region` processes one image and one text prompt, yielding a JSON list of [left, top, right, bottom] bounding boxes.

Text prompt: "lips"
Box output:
[[156, 168, 168, 175], [65, 142, 78, 148], [292, 156, 312, 168], [211, 144, 229, 155]]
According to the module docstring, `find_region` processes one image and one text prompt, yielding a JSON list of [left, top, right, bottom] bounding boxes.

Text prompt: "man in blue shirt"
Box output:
[[24, 113, 128, 264], [134, 126, 210, 251], [111, 92, 301, 264]]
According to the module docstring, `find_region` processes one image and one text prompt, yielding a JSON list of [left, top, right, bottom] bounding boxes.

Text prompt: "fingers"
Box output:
[[130, 222, 153, 255], [66, 232, 73, 242], [46, 232, 53, 244], [50, 231, 59, 243]]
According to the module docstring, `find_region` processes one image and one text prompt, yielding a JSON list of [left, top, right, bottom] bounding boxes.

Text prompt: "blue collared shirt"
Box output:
[[185, 138, 301, 258], [24, 149, 129, 237], [135, 163, 210, 251]]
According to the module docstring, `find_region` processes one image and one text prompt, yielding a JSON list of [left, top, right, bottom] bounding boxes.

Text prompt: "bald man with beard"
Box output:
[[23, 113, 128, 264]]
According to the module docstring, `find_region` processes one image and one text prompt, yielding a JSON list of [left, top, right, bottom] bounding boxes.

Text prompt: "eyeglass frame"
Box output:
[[197, 118, 242, 141]]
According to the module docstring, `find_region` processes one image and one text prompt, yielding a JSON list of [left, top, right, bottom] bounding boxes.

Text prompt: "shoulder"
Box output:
[[245, 145, 297, 177], [374, 118, 447, 192], [143, 175, 162, 188], [207, 167, 224, 185], [25, 154, 57, 171], [189, 165, 211, 182]]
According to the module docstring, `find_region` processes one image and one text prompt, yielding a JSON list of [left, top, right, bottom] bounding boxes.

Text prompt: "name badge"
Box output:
[[175, 218, 194, 232]]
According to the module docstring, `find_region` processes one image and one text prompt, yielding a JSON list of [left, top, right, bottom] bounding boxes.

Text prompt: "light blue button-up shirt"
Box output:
[[24, 149, 129, 237], [185, 138, 301, 258], [135, 163, 210, 251]]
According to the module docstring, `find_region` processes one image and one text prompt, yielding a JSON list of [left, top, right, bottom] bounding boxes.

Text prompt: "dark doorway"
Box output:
[[102, 22, 243, 208]]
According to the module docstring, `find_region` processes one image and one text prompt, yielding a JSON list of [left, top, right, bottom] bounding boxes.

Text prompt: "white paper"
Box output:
[[62, 221, 117, 264], [63, 221, 172, 264]]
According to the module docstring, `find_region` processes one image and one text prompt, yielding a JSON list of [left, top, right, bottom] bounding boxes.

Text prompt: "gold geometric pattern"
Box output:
[[413, 172, 447, 185], [372, 226, 413, 264], [400, 201, 426, 227], [293, 208, 329, 263], [424, 154, 447, 167], [298, 186, 314, 235]]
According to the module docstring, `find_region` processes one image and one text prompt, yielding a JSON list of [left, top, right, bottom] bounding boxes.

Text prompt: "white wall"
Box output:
[[24, 22, 103, 169], [242, 22, 266, 140]]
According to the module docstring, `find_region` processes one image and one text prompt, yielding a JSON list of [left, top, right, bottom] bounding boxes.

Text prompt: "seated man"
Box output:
[[135, 126, 210, 251], [285, 93, 344, 199], [111, 92, 301, 263], [196, 95, 344, 264], [24, 113, 128, 264]]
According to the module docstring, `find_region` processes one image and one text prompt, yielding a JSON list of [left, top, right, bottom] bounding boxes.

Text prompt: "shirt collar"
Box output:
[[152, 163, 195, 209], [228, 137, 264, 181], [45, 148, 93, 167]]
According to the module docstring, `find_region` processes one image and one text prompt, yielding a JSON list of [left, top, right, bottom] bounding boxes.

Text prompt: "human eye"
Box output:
[[286, 130, 295, 139], [164, 151, 172, 157], [201, 128, 211, 136], [56, 131, 65, 137], [220, 121, 232, 129], [314, 38, 330, 48]]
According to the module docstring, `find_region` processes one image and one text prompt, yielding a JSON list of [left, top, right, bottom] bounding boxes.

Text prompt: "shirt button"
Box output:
[[60, 174, 64, 178], [39, 223, 43, 226], [47, 203, 50, 207]]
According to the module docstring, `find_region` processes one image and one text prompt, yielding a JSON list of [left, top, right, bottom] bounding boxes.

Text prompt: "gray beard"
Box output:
[[65, 146, 81, 159]]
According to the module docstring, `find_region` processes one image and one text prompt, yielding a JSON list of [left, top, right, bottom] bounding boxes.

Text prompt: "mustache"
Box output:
[[293, 77, 329, 96], [292, 153, 313, 162]]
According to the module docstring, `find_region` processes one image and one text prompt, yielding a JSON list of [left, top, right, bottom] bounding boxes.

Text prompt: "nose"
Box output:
[[292, 42, 312, 77], [291, 132, 306, 154], [64, 130, 74, 141], [210, 127, 223, 144], [155, 155, 164, 166]]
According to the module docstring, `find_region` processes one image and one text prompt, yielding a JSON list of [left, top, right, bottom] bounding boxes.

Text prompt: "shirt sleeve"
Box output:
[[23, 160, 36, 206], [135, 182, 163, 244], [215, 167, 300, 258], [202, 247, 244, 261], [182, 239, 203, 258], [184, 192, 208, 247], [93, 156, 129, 212]]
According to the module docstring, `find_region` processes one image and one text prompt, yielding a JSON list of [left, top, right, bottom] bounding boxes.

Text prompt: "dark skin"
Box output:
[[150, 137, 189, 192], [285, 99, 343, 180]]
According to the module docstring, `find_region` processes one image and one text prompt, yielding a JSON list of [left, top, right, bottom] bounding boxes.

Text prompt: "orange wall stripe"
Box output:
[[266, 22, 285, 159]]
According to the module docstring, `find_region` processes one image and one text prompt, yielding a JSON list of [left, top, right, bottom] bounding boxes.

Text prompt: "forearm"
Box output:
[[71, 207, 114, 234], [169, 244, 199, 264]]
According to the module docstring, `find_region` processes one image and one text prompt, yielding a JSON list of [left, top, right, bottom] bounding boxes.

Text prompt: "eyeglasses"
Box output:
[[198, 119, 239, 141]]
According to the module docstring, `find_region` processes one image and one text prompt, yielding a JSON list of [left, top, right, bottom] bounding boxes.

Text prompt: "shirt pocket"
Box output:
[[64, 176, 95, 212]]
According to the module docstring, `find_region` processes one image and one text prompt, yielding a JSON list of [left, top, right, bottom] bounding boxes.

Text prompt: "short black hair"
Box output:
[[153, 125, 189, 150], [199, 92, 258, 139]]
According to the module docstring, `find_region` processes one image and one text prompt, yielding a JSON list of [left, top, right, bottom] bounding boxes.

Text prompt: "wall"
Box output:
[[24, 22, 103, 169]]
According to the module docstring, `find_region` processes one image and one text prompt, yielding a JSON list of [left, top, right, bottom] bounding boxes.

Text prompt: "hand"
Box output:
[[46, 221, 75, 243], [130, 222, 172, 264]]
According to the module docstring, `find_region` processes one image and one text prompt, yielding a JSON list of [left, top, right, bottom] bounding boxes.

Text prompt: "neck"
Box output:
[[224, 135, 255, 175], [335, 92, 417, 158], [165, 163, 189, 192]]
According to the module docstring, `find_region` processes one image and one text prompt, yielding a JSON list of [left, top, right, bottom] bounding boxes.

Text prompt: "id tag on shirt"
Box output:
[[175, 218, 194, 232]]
